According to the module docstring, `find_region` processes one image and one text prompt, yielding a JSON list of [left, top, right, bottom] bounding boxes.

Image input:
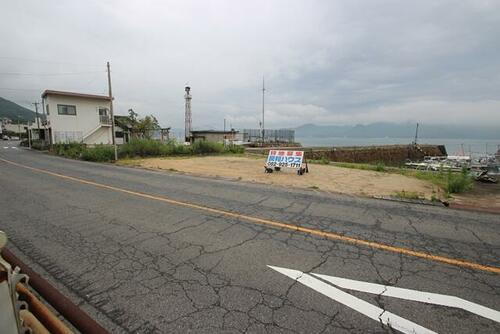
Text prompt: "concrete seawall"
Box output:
[[246, 144, 447, 166]]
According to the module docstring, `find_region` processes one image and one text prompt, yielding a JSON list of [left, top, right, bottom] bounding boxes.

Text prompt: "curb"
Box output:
[[372, 195, 447, 207]]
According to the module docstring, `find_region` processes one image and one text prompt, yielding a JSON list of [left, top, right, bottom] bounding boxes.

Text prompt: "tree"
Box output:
[[128, 109, 139, 126], [128, 109, 160, 139]]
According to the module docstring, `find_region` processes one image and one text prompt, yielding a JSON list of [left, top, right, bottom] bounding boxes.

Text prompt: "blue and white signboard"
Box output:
[[266, 150, 304, 169]]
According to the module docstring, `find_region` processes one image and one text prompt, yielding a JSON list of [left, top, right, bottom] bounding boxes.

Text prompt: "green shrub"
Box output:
[[446, 168, 473, 194], [172, 143, 191, 155], [224, 144, 245, 154], [30, 140, 50, 151], [191, 140, 224, 154], [318, 156, 330, 164], [375, 162, 386, 172], [81, 145, 115, 162], [394, 190, 424, 200], [52, 143, 85, 159], [119, 139, 163, 157]]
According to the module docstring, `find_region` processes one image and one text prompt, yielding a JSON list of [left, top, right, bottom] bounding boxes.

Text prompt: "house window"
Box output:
[[46, 104, 50, 115], [57, 104, 77, 116], [98, 107, 108, 116]]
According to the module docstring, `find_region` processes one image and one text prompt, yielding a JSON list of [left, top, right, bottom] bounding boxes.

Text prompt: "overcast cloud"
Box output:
[[1, 0, 500, 130]]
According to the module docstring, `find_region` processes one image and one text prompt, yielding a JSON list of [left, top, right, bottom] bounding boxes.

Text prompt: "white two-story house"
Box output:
[[41, 90, 113, 145]]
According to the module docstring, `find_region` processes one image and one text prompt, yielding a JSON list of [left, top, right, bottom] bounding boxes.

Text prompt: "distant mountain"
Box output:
[[0, 97, 36, 122], [295, 123, 500, 140]]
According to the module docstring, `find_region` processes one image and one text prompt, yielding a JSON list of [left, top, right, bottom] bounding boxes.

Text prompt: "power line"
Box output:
[[0, 71, 104, 77], [0, 56, 102, 67], [0, 87, 42, 91]]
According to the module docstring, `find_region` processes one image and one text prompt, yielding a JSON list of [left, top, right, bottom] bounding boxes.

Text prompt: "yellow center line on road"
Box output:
[[2, 157, 499, 274]]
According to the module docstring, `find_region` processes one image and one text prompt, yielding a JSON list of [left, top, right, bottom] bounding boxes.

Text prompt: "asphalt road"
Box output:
[[1, 143, 499, 333]]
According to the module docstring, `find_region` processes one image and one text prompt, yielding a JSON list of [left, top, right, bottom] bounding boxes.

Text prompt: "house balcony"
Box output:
[[99, 115, 112, 126]]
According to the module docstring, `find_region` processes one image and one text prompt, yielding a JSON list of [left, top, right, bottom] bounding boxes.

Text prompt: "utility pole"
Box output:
[[107, 61, 118, 161], [33, 102, 40, 130], [33, 102, 40, 138], [41, 98, 48, 143], [261, 76, 265, 144], [27, 120, 32, 149], [413, 123, 419, 145], [223, 118, 226, 147]]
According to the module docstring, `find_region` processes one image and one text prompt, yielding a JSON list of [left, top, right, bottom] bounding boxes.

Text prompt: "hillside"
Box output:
[[0, 97, 36, 122]]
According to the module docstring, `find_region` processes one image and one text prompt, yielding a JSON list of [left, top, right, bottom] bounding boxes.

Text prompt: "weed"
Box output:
[[52, 143, 85, 159], [394, 190, 424, 200], [81, 145, 115, 162], [119, 139, 244, 158], [375, 162, 386, 172], [446, 168, 473, 194], [191, 140, 224, 154]]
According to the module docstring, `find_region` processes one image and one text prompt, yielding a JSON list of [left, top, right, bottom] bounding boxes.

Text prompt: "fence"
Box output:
[[242, 129, 295, 143]]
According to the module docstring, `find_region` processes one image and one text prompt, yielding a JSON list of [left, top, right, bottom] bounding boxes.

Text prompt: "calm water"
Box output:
[[297, 137, 500, 157]]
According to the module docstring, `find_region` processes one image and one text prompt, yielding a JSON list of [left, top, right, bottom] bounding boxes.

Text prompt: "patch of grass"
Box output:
[[191, 140, 224, 154], [375, 162, 386, 172], [31, 140, 50, 151], [446, 168, 473, 194], [309, 185, 320, 190], [393, 190, 424, 200], [333, 162, 388, 172], [309, 157, 331, 165], [430, 194, 440, 202], [52, 143, 85, 159], [119, 139, 167, 157], [330, 161, 473, 195], [406, 168, 473, 195], [81, 145, 115, 162], [118, 139, 244, 158], [225, 144, 245, 154]]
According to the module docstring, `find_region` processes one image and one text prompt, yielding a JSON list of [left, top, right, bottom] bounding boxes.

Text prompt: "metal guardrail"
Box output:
[[0, 231, 109, 334]]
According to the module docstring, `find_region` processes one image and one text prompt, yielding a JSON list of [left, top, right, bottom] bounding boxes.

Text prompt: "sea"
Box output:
[[296, 137, 500, 157]]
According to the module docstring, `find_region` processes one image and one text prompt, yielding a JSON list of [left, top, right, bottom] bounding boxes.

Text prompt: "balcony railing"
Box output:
[[99, 115, 111, 125]]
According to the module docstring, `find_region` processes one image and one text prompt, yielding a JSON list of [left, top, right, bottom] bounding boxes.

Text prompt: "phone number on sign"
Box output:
[[267, 161, 302, 168]]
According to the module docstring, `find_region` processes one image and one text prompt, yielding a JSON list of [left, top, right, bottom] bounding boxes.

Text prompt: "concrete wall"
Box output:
[[247, 144, 447, 166], [45, 95, 112, 144], [192, 132, 238, 143]]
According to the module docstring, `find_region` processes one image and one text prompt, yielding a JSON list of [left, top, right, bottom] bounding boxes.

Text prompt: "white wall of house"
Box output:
[[44, 95, 112, 144]]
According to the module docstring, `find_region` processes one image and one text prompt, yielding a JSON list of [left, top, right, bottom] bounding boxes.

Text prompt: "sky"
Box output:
[[1, 0, 500, 130]]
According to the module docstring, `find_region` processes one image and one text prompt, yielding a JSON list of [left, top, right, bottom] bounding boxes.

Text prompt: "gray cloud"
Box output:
[[1, 0, 500, 130]]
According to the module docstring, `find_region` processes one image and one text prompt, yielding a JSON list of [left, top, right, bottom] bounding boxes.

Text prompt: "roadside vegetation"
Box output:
[[31, 141, 474, 196], [393, 190, 425, 200], [42, 139, 244, 163], [309, 158, 474, 195]]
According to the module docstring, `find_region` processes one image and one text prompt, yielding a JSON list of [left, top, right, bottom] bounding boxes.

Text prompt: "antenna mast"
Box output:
[[413, 123, 419, 145], [262, 77, 265, 143], [184, 86, 192, 142]]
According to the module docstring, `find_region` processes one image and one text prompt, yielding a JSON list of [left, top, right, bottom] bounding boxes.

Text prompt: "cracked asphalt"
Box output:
[[1, 145, 499, 333]]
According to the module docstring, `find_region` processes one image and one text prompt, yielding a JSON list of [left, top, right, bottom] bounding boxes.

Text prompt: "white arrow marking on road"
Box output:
[[268, 265, 436, 334], [312, 273, 500, 324]]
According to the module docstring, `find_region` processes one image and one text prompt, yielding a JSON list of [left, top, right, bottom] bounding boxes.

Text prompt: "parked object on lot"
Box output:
[[404, 155, 469, 172]]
